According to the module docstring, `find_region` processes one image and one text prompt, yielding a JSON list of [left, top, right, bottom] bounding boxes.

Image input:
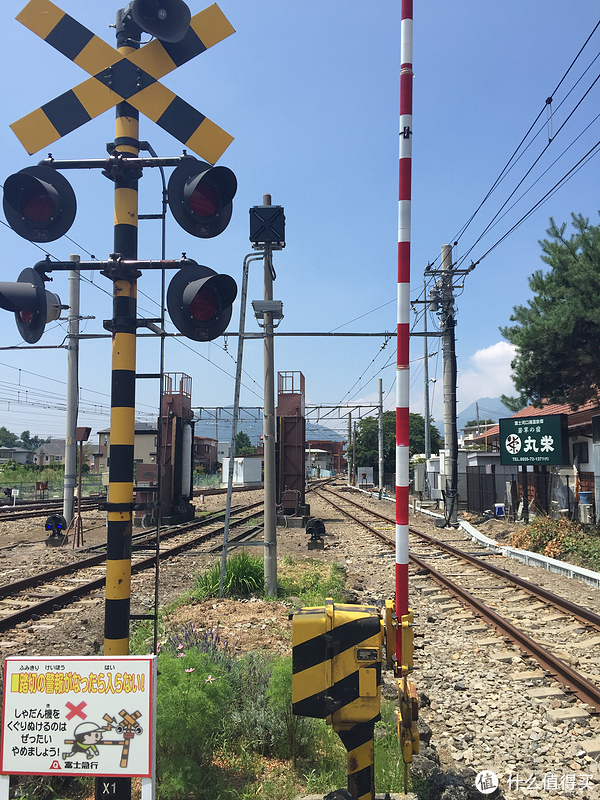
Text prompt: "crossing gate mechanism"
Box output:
[[292, 599, 383, 800]]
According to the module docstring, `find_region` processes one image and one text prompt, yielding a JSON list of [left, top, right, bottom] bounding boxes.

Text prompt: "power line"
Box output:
[[443, 19, 600, 260]]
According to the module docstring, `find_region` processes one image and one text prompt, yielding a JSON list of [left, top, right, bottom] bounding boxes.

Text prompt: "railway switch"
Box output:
[[397, 609, 420, 788], [292, 598, 383, 800]]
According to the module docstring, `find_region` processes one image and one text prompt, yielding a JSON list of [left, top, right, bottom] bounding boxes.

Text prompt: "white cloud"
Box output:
[[457, 341, 517, 410]]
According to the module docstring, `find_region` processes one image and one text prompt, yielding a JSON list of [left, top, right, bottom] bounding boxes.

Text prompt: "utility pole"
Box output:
[[441, 244, 458, 526], [352, 422, 357, 486], [378, 378, 384, 493], [347, 413, 351, 487], [262, 194, 277, 597], [63, 256, 80, 526], [423, 280, 431, 462]]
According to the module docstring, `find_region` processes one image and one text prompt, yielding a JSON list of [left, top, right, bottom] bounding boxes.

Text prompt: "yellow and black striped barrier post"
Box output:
[[292, 599, 383, 800]]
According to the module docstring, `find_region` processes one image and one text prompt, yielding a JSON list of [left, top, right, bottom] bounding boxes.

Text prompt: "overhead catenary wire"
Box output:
[[434, 19, 600, 266]]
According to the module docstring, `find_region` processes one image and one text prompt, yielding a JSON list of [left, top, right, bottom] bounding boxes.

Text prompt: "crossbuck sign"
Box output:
[[11, 0, 234, 164]]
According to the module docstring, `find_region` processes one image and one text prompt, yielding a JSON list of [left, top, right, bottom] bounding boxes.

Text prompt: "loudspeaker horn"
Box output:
[[129, 0, 191, 43]]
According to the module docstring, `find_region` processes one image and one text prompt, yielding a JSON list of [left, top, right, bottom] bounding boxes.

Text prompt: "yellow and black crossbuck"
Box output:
[[11, 0, 235, 164]]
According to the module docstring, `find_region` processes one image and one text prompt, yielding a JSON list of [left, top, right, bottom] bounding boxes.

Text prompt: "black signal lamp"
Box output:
[[168, 158, 237, 238], [167, 261, 237, 341], [3, 165, 76, 243], [0, 268, 62, 344], [45, 514, 67, 536]]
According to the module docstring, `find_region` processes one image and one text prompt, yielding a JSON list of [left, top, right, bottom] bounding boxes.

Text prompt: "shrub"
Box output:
[[156, 637, 235, 799]]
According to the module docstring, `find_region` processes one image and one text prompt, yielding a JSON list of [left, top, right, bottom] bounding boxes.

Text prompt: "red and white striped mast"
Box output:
[[396, 0, 413, 663]]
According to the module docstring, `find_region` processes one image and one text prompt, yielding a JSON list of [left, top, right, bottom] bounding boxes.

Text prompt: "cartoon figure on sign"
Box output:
[[62, 721, 105, 760]]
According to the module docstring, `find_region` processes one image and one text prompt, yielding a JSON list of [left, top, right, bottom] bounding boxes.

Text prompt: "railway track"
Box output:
[[0, 500, 265, 634], [317, 485, 600, 712], [0, 498, 101, 523]]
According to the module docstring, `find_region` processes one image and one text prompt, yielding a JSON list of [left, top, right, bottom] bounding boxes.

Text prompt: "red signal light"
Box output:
[[167, 261, 237, 342], [188, 285, 218, 321], [19, 310, 33, 325], [168, 159, 236, 238], [188, 182, 218, 219], [20, 186, 55, 223], [3, 165, 76, 242]]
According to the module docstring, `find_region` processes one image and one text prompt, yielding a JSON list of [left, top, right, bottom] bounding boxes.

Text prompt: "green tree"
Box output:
[[408, 412, 441, 457], [349, 411, 441, 477], [500, 394, 525, 414], [19, 430, 49, 451], [0, 427, 18, 448], [501, 214, 600, 408], [234, 430, 255, 456]]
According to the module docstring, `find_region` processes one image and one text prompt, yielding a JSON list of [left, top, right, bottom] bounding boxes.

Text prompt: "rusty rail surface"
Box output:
[[316, 487, 600, 711]]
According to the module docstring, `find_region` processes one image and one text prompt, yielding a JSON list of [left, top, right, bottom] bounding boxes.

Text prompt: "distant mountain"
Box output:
[[435, 396, 516, 434], [193, 408, 344, 445]]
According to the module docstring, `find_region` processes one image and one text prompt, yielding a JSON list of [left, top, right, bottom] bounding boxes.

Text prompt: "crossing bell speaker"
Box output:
[[129, 0, 191, 43]]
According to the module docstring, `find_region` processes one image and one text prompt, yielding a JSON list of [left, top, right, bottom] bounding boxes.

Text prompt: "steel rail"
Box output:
[[0, 505, 265, 631], [409, 550, 600, 712], [0, 500, 98, 523], [318, 487, 600, 632], [316, 487, 600, 711]]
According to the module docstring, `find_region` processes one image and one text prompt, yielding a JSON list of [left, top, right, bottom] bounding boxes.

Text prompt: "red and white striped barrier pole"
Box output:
[[396, 0, 413, 664]]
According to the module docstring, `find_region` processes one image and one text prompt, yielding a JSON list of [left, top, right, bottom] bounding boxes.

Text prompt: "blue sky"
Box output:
[[0, 0, 598, 444]]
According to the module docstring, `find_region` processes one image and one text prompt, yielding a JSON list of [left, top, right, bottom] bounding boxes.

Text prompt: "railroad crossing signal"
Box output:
[[167, 261, 237, 341], [3, 165, 76, 242], [11, 0, 235, 164], [167, 157, 237, 238], [0, 267, 62, 344]]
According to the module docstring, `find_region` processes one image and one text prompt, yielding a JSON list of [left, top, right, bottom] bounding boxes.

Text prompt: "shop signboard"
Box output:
[[499, 414, 569, 466], [1, 656, 156, 779]]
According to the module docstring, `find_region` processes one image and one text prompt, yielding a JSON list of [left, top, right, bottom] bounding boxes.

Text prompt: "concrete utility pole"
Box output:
[[63, 256, 81, 526], [262, 194, 277, 597], [352, 422, 357, 486], [347, 413, 352, 486], [378, 379, 384, 492], [423, 280, 431, 462], [441, 244, 458, 526]]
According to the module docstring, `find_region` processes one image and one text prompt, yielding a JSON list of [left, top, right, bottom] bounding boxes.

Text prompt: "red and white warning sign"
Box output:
[[1, 656, 155, 778]]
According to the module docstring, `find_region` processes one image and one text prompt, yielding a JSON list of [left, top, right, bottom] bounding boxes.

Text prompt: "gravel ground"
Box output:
[[3, 487, 600, 799]]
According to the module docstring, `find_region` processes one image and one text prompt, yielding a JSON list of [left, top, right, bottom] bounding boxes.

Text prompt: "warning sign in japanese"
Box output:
[[499, 414, 569, 466], [1, 656, 156, 778]]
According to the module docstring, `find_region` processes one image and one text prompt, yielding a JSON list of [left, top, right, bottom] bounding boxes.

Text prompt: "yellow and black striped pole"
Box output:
[[104, 17, 140, 658], [337, 722, 376, 800], [98, 23, 141, 800]]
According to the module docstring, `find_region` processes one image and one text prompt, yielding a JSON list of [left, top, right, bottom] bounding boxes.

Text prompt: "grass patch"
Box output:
[[192, 551, 265, 601], [277, 555, 345, 606], [130, 552, 408, 799]]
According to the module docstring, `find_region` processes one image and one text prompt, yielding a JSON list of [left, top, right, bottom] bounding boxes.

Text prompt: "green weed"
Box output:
[[278, 556, 345, 606], [192, 551, 264, 601]]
